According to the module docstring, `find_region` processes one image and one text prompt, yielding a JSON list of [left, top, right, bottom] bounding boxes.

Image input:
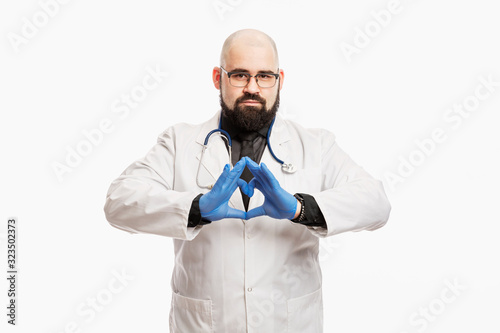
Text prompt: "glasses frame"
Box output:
[[220, 66, 280, 88]]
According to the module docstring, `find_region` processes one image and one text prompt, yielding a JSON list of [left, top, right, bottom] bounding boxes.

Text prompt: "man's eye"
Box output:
[[232, 73, 248, 80], [257, 74, 273, 80]]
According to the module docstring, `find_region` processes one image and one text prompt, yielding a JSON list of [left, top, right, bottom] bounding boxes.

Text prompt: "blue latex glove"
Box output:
[[199, 158, 251, 221], [245, 157, 298, 220]]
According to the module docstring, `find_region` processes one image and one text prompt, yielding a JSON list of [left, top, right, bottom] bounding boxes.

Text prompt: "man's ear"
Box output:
[[212, 66, 221, 90], [278, 68, 284, 91]]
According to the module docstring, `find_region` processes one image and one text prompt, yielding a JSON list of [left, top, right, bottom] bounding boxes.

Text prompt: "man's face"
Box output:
[[214, 42, 284, 131]]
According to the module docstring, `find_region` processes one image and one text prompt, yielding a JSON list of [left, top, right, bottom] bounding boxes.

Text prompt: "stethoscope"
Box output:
[[196, 114, 297, 189]]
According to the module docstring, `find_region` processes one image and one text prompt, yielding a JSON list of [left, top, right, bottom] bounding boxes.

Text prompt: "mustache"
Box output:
[[236, 94, 266, 104]]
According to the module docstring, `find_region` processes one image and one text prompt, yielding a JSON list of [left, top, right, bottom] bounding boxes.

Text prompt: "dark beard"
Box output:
[[220, 89, 280, 132]]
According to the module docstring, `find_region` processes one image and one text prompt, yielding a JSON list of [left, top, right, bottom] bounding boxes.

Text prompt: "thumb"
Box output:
[[225, 207, 247, 220], [238, 178, 255, 197], [216, 164, 230, 183], [246, 205, 266, 220]]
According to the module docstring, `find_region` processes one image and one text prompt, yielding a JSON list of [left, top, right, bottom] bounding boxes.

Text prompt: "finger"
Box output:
[[220, 164, 230, 177], [245, 157, 261, 172], [247, 178, 257, 196], [238, 179, 254, 197], [236, 156, 247, 165], [235, 156, 247, 168], [245, 157, 266, 182], [225, 207, 247, 220], [213, 164, 231, 188], [228, 158, 246, 182], [260, 163, 280, 188], [249, 178, 264, 192], [246, 205, 267, 220], [250, 161, 273, 188]]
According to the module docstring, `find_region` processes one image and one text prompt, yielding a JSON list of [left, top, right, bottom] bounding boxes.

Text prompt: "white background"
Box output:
[[1, 0, 499, 332]]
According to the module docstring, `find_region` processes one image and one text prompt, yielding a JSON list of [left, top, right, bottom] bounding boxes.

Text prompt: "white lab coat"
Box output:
[[104, 112, 391, 333]]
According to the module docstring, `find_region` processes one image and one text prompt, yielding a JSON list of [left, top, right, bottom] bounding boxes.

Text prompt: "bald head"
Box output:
[[220, 29, 279, 68]]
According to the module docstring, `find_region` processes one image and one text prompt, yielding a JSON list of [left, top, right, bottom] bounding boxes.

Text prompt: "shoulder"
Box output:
[[155, 122, 199, 145], [156, 112, 219, 145], [278, 115, 337, 146], [159, 121, 201, 135]]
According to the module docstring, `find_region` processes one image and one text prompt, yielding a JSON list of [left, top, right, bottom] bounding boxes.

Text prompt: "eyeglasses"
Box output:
[[220, 66, 279, 88]]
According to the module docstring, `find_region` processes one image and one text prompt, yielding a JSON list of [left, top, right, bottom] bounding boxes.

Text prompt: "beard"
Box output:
[[220, 86, 280, 132]]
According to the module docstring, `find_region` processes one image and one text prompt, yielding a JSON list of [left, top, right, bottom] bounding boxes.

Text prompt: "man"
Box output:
[[104, 29, 391, 333]]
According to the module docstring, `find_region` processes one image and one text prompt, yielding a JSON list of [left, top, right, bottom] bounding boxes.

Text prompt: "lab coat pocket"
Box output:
[[170, 292, 213, 333], [287, 288, 323, 333]]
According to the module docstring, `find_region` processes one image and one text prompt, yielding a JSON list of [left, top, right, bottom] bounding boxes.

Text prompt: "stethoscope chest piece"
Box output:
[[281, 163, 297, 174]]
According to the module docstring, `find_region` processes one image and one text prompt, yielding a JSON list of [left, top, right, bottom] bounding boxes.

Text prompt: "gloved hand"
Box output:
[[199, 158, 252, 221], [245, 157, 298, 220]]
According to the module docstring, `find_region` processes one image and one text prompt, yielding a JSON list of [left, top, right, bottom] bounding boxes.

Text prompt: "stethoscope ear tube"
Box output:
[[204, 129, 232, 147]]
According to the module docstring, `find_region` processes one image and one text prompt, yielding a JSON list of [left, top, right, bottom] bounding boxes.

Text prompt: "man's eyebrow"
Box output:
[[229, 68, 250, 73], [257, 70, 277, 74], [229, 68, 277, 74]]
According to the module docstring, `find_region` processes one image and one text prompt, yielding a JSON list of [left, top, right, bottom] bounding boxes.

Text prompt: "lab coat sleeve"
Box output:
[[308, 129, 391, 238], [103, 127, 203, 240]]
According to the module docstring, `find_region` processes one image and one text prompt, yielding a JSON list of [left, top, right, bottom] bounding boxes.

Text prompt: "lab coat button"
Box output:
[[247, 287, 253, 292]]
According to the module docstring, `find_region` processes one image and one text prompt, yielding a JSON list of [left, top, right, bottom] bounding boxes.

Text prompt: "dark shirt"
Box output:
[[188, 114, 327, 228]]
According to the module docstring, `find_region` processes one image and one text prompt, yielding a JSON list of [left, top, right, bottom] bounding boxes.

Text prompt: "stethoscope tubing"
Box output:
[[197, 113, 295, 188], [266, 117, 284, 165], [204, 128, 232, 147]]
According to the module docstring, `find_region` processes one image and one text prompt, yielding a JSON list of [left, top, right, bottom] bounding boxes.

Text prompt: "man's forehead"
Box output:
[[220, 29, 279, 69], [226, 68, 278, 74], [224, 45, 277, 71]]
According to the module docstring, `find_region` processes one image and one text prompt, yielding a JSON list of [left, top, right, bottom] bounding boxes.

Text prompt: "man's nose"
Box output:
[[243, 76, 260, 94]]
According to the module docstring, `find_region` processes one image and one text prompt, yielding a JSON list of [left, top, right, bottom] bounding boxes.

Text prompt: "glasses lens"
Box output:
[[256, 74, 277, 88], [229, 73, 277, 88], [229, 73, 250, 87]]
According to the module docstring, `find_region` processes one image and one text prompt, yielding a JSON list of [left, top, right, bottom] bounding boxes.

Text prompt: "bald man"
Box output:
[[104, 29, 391, 333]]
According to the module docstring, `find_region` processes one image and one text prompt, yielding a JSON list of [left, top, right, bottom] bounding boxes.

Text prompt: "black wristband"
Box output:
[[291, 193, 327, 228], [187, 194, 212, 228], [291, 194, 306, 223]]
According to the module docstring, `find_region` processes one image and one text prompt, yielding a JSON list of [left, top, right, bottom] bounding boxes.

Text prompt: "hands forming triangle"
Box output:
[[199, 157, 299, 222]]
